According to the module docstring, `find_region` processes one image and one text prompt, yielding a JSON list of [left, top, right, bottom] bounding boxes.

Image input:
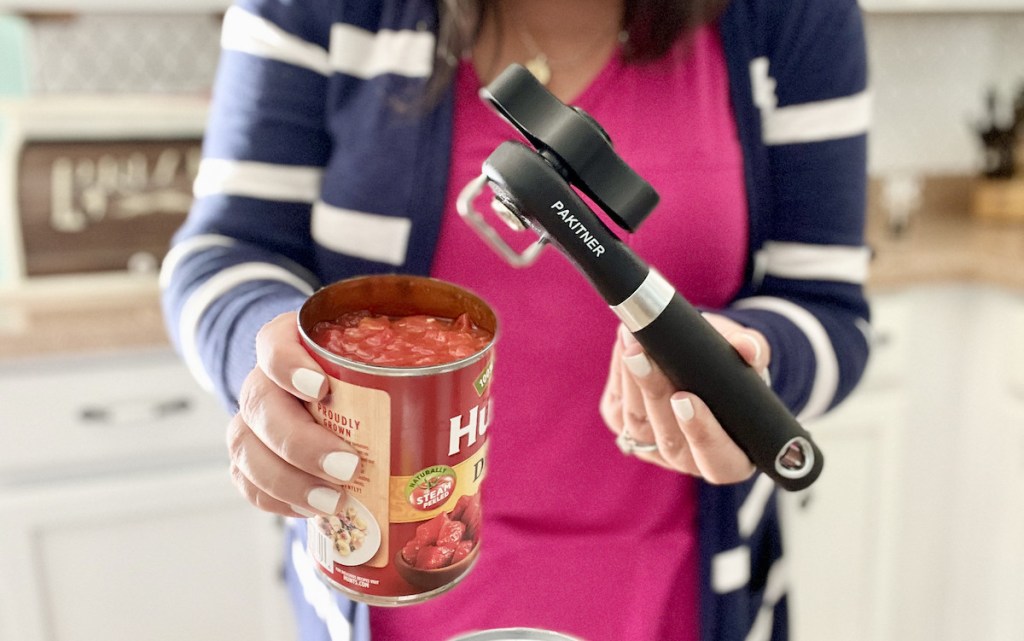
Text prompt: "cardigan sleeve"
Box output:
[[160, 0, 334, 411], [719, 0, 872, 421]]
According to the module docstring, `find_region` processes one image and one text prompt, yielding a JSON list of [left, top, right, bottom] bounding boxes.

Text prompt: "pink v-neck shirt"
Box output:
[[372, 25, 747, 641]]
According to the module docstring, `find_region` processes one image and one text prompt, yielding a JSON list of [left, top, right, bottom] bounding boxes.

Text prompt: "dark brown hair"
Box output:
[[426, 0, 731, 100]]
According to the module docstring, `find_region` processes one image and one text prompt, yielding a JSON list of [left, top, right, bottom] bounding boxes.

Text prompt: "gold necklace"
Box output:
[[509, 14, 627, 86]]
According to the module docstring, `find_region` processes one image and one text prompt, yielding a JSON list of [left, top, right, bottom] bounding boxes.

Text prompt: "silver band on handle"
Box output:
[[610, 268, 676, 332]]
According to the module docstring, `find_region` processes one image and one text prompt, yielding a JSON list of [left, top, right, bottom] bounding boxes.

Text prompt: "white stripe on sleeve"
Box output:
[[763, 92, 872, 145], [712, 546, 751, 594], [312, 201, 412, 266], [745, 602, 774, 641], [734, 296, 839, 421], [755, 241, 871, 284], [291, 537, 353, 641], [179, 263, 315, 391], [193, 159, 324, 203], [221, 6, 331, 76], [159, 233, 236, 290], [750, 57, 777, 111], [738, 474, 776, 539], [750, 56, 872, 145], [329, 24, 434, 79], [744, 559, 787, 641]]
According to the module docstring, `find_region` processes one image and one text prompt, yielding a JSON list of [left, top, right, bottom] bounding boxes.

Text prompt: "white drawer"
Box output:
[[858, 291, 912, 393], [1005, 295, 1024, 400], [0, 348, 229, 484]]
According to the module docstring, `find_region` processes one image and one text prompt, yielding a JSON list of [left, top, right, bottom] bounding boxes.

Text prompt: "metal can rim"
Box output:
[[297, 274, 498, 377], [447, 629, 584, 641], [298, 324, 495, 377]]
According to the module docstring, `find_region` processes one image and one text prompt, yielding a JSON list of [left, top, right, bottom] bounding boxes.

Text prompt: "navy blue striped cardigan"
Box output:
[[160, 0, 872, 639]]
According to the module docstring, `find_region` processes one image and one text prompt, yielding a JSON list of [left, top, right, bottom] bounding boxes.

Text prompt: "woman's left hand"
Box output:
[[599, 314, 770, 484]]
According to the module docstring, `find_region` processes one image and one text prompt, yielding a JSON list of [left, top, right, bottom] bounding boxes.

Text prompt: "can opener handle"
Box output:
[[457, 64, 823, 491]]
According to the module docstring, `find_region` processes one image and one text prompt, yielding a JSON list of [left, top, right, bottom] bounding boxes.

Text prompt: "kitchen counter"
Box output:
[[1, 203, 1022, 360], [866, 207, 1024, 291], [864, 174, 1024, 291], [0, 283, 168, 359]]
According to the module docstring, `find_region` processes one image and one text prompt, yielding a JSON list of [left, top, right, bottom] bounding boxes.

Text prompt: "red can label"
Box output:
[[298, 275, 497, 606]]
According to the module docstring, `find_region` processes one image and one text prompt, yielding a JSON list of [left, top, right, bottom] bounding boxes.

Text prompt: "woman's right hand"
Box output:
[[226, 312, 361, 518]]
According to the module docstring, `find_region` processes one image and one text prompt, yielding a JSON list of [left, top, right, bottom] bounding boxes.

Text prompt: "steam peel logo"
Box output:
[[406, 466, 456, 511]]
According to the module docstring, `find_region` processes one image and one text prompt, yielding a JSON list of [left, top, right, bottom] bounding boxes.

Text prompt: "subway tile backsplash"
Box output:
[[8, 9, 1024, 175], [27, 14, 221, 95]]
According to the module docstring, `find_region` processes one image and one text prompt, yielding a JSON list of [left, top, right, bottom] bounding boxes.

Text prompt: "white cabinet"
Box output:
[[0, 469, 293, 641], [782, 285, 1024, 641], [0, 348, 226, 483], [781, 396, 905, 641], [941, 289, 1024, 641], [781, 292, 910, 641], [0, 348, 296, 641]]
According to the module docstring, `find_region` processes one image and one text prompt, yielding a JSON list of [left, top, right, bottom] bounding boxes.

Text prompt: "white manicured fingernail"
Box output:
[[761, 367, 772, 388], [623, 352, 652, 378], [737, 333, 762, 363], [292, 368, 325, 399], [671, 397, 695, 422], [322, 451, 359, 482], [619, 325, 639, 347], [307, 487, 341, 514], [290, 504, 316, 518]]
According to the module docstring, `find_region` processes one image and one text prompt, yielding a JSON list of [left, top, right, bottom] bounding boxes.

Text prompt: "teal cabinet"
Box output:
[[0, 15, 29, 96]]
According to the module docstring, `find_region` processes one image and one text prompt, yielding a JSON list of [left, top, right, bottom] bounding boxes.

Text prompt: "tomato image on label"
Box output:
[[406, 466, 456, 511], [399, 493, 481, 571]]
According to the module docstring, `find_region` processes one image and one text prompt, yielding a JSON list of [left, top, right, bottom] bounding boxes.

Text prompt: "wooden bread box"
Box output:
[[0, 97, 208, 288]]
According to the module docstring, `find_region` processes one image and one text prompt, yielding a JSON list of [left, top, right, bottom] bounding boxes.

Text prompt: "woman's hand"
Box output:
[[599, 314, 770, 484], [226, 312, 361, 518]]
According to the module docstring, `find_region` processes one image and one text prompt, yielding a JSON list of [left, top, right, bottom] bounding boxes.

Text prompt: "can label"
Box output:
[[298, 275, 497, 606]]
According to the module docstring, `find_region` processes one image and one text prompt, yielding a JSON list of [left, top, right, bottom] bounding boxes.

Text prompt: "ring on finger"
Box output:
[[615, 431, 659, 455]]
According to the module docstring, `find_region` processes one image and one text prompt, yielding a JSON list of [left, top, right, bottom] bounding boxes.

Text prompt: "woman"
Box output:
[[161, 0, 872, 639]]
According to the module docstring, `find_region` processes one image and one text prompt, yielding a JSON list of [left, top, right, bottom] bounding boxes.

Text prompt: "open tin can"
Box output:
[[297, 274, 497, 606], [448, 629, 584, 641]]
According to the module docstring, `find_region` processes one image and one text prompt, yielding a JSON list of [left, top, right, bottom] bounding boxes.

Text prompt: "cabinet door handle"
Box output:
[[78, 397, 192, 426], [872, 330, 893, 349], [798, 490, 815, 511]]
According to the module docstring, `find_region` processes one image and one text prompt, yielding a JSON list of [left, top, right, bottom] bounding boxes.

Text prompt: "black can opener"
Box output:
[[457, 64, 823, 491]]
